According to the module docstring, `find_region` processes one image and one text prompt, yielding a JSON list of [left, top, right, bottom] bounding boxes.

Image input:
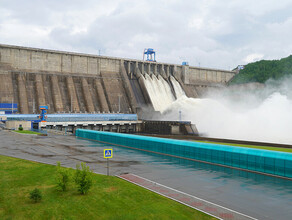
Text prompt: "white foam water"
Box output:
[[170, 76, 186, 98], [143, 74, 185, 112], [163, 93, 292, 144], [143, 73, 292, 144], [143, 74, 176, 112]]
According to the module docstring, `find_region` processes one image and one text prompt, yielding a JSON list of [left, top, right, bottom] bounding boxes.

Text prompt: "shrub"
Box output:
[[29, 188, 42, 203], [18, 126, 23, 131], [56, 161, 71, 191], [74, 162, 93, 194]]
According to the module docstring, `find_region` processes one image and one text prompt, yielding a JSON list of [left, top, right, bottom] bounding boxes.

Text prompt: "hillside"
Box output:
[[230, 55, 292, 84]]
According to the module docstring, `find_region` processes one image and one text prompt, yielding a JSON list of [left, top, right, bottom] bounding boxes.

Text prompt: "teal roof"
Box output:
[[77, 129, 292, 161]]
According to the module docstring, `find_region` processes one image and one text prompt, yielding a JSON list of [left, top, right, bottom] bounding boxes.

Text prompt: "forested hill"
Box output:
[[229, 55, 292, 85]]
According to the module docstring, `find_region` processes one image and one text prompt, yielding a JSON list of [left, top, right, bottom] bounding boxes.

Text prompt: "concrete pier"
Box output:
[[66, 76, 80, 112], [0, 70, 14, 104], [81, 77, 95, 113], [94, 79, 109, 112], [16, 74, 29, 114], [35, 74, 46, 110], [50, 75, 63, 112], [120, 62, 138, 113]]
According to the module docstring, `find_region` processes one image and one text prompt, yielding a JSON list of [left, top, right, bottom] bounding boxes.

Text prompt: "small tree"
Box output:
[[74, 162, 93, 194], [56, 162, 71, 191], [18, 126, 23, 131], [29, 188, 42, 203]]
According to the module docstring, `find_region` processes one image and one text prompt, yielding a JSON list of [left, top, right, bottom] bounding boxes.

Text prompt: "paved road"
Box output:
[[0, 130, 140, 175], [119, 173, 255, 220], [1, 130, 292, 220]]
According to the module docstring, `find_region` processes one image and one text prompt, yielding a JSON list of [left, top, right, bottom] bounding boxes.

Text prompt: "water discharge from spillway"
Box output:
[[144, 74, 292, 144], [162, 80, 292, 145], [143, 74, 186, 112], [170, 76, 186, 99], [143, 74, 176, 112]]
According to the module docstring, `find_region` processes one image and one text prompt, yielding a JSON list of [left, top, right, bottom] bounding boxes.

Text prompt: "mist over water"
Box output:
[[142, 73, 292, 144], [163, 76, 292, 144]]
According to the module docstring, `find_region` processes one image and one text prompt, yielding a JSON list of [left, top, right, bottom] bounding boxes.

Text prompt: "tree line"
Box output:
[[230, 55, 292, 84]]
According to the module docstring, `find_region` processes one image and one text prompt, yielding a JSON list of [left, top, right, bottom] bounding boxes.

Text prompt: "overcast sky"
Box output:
[[1, 0, 292, 70]]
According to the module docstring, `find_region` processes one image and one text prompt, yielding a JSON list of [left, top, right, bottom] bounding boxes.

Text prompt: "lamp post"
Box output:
[[12, 97, 14, 114], [71, 94, 72, 112], [118, 94, 122, 113], [33, 98, 35, 114]]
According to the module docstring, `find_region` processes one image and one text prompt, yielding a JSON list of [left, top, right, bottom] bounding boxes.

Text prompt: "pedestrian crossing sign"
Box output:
[[104, 149, 113, 158]]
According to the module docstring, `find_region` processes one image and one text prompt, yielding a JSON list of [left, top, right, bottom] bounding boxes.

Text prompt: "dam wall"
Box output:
[[0, 44, 236, 114], [76, 129, 292, 179]]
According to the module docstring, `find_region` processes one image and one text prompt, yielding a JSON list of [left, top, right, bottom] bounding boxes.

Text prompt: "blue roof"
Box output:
[[0, 113, 138, 122], [81, 130, 292, 161]]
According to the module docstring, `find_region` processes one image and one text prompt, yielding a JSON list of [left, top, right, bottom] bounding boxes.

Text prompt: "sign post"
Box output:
[[104, 149, 113, 176]]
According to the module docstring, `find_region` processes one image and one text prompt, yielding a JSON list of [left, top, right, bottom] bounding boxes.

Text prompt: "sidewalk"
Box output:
[[118, 173, 257, 220]]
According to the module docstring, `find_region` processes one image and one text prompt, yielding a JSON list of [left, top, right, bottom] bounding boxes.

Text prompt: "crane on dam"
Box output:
[[143, 48, 156, 62]]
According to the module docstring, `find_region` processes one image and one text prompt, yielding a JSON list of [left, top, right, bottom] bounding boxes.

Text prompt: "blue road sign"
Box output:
[[104, 149, 113, 158]]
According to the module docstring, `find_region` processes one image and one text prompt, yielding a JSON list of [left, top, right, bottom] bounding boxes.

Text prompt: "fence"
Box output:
[[76, 129, 292, 179], [1, 113, 138, 122]]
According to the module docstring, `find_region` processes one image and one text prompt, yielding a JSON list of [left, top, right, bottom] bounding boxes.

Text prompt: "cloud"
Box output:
[[243, 53, 264, 63], [1, 0, 292, 69]]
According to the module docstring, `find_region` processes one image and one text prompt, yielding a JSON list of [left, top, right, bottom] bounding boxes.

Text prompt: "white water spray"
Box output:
[[170, 76, 186, 98], [143, 74, 176, 112], [143, 73, 292, 144], [163, 77, 292, 144], [143, 74, 159, 110]]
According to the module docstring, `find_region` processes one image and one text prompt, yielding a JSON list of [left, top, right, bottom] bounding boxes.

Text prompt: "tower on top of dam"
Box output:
[[143, 48, 156, 62]]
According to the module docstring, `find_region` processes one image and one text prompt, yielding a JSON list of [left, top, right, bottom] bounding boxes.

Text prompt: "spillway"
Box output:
[[170, 76, 186, 99], [143, 74, 186, 112]]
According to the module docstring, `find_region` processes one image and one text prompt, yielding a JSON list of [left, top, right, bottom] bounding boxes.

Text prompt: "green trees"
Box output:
[[28, 162, 93, 203], [230, 55, 292, 84], [56, 162, 93, 195], [56, 162, 71, 191], [74, 162, 93, 195]]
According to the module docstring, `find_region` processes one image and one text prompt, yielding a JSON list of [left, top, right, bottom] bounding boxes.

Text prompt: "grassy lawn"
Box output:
[[0, 155, 214, 220], [194, 140, 292, 153], [13, 130, 41, 135]]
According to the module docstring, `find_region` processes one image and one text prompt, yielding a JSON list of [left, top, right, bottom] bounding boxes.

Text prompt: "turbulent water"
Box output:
[[144, 74, 292, 144], [170, 76, 186, 98], [165, 95, 291, 144], [143, 74, 175, 112], [164, 78, 292, 144]]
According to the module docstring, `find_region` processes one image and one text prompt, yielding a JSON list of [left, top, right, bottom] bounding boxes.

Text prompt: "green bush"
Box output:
[[56, 162, 71, 191], [18, 126, 23, 131], [74, 163, 93, 194], [29, 188, 42, 203]]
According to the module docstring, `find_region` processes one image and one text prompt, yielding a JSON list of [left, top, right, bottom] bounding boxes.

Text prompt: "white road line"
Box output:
[[118, 175, 223, 220], [129, 173, 258, 220]]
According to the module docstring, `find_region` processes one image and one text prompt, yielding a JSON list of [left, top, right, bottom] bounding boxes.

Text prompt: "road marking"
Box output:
[[120, 173, 258, 220]]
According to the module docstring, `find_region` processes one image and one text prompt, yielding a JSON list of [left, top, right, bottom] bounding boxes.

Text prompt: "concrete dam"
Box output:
[[0, 44, 236, 115]]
